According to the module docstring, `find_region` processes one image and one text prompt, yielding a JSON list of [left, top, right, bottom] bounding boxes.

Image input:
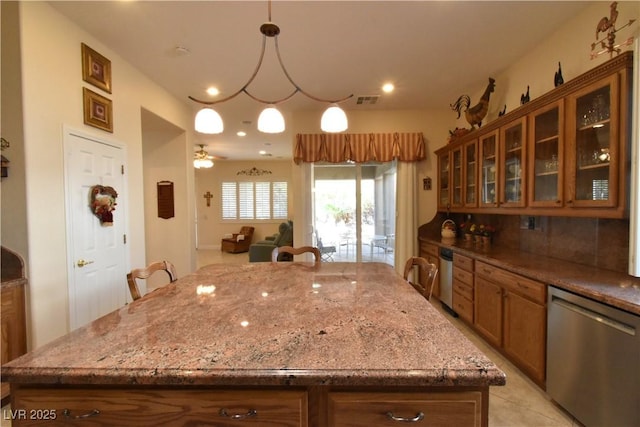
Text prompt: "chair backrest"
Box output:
[[239, 226, 254, 238], [271, 246, 321, 262], [403, 256, 438, 300], [127, 260, 178, 301]]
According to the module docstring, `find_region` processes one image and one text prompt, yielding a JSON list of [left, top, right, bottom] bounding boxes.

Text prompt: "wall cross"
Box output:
[[203, 191, 213, 207]]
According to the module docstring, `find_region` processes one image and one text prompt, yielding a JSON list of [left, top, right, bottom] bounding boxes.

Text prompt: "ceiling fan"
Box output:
[[193, 144, 225, 169]]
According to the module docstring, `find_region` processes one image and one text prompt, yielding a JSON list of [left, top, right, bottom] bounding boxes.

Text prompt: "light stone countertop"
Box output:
[[2, 262, 506, 388]]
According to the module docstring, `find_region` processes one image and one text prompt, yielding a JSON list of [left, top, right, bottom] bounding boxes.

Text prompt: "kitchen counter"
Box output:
[[3, 262, 504, 426], [420, 234, 640, 315]]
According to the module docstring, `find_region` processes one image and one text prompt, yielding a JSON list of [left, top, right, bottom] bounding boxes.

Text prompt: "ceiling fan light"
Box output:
[[321, 104, 348, 133], [193, 158, 214, 169], [257, 105, 285, 133], [195, 108, 224, 134]]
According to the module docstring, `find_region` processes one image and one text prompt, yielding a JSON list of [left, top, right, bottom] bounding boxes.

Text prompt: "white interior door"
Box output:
[[64, 129, 127, 330]]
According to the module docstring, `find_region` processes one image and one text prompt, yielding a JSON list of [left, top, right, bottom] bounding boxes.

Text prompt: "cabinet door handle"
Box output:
[[219, 408, 257, 419], [63, 409, 100, 419], [386, 411, 425, 422]]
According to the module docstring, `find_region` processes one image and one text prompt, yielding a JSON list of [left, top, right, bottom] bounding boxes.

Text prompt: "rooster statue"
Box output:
[[450, 78, 496, 129]]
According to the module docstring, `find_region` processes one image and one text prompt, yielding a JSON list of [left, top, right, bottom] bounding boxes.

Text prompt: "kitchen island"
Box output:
[[2, 262, 505, 426]]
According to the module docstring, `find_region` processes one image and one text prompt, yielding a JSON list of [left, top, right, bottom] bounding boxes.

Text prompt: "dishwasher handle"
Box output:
[[551, 296, 636, 336]]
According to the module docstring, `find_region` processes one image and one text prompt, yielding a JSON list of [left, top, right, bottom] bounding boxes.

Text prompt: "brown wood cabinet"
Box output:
[[436, 52, 632, 218], [328, 390, 485, 427], [474, 262, 547, 386], [1, 246, 28, 405], [11, 387, 308, 426], [452, 253, 474, 324]]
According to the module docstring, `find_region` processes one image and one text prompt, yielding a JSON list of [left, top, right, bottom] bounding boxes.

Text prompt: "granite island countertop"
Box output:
[[420, 234, 640, 315], [2, 262, 506, 388]]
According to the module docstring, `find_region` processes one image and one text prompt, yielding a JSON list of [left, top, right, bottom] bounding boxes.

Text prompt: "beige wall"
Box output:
[[195, 160, 293, 248], [11, 2, 195, 348]]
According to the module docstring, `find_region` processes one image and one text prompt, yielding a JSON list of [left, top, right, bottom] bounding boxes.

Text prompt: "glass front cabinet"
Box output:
[[528, 101, 564, 207], [479, 130, 499, 208], [464, 140, 478, 208], [434, 52, 631, 219], [499, 117, 526, 208], [565, 74, 619, 209]]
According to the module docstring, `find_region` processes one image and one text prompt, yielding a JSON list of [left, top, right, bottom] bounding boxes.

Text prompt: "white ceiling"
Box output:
[[49, 1, 594, 160]]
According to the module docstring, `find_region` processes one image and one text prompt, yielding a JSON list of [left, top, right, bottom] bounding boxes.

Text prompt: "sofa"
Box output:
[[249, 221, 293, 262]]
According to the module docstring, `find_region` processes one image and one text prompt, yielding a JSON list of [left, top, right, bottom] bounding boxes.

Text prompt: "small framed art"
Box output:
[[83, 87, 113, 133], [81, 43, 112, 93]]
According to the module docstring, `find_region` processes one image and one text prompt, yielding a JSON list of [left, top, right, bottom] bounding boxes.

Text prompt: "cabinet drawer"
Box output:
[[453, 267, 473, 286], [453, 291, 474, 324], [475, 262, 545, 304], [453, 280, 473, 300], [453, 253, 474, 272], [11, 388, 307, 426], [328, 391, 483, 427], [420, 242, 439, 258]]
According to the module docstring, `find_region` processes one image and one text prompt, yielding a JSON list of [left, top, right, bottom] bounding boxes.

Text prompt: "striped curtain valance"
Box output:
[[294, 132, 426, 164]]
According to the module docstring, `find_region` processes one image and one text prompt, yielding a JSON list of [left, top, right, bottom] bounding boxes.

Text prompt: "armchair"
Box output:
[[249, 221, 293, 262], [221, 226, 255, 253]]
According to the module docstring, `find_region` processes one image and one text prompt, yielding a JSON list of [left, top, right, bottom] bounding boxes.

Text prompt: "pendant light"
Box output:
[[258, 105, 285, 133], [190, 0, 352, 134]]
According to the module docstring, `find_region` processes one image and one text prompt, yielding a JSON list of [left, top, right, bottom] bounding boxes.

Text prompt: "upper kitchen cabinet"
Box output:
[[565, 74, 621, 211], [464, 140, 479, 208], [479, 130, 499, 208], [499, 117, 527, 208], [437, 150, 451, 210], [435, 51, 632, 218], [528, 101, 564, 208]]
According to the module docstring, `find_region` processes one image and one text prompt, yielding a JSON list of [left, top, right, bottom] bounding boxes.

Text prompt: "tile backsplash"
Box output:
[[427, 213, 630, 273]]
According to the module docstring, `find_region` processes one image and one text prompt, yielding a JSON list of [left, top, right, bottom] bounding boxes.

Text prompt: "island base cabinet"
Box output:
[[328, 391, 485, 427], [9, 387, 308, 426]]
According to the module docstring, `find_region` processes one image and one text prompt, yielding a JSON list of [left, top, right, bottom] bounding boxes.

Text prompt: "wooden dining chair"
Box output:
[[403, 256, 438, 301], [271, 246, 321, 262], [127, 260, 178, 301]]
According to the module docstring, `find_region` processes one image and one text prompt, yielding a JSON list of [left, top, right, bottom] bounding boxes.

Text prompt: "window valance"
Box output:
[[294, 132, 425, 164]]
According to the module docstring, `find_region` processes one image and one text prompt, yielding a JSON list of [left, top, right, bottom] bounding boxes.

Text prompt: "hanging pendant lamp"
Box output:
[[190, 0, 352, 134]]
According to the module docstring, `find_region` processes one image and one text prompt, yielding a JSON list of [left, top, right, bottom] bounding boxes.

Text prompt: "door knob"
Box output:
[[77, 259, 94, 268]]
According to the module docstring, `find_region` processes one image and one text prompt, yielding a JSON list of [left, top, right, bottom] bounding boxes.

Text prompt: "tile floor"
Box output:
[[0, 250, 583, 426]]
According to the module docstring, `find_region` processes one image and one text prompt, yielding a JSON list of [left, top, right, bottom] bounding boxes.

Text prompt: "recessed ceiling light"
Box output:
[[237, 131, 247, 137], [259, 150, 267, 155], [206, 87, 220, 96], [382, 83, 395, 93]]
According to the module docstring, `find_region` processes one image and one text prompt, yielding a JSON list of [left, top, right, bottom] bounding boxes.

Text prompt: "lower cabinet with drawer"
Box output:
[[328, 390, 485, 427], [452, 254, 474, 324], [474, 261, 547, 386], [10, 387, 308, 427]]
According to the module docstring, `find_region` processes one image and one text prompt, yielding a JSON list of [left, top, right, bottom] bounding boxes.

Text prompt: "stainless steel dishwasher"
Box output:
[[438, 248, 455, 315], [547, 286, 640, 427]]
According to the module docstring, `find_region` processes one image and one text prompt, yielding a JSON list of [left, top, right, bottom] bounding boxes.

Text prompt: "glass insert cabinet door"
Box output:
[[464, 140, 478, 207], [529, 101, 564, 207], [452, 147, 463, 207], [479, 130, 498, 207], [499, 117, 526, 207], [566, 75, 619, 208], [438, 151, 450, 208]]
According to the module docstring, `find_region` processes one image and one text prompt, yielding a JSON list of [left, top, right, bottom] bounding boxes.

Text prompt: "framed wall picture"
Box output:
[[81, 43, 112, 93], [83, 87, 113, 133]]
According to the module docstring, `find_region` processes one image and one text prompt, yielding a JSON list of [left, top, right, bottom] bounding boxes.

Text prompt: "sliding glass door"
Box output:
[[313, 162, 396, 264]]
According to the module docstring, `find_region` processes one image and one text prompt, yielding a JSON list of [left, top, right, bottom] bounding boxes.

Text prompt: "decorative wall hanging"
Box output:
[[237, 167, 272, 176], [83, 88, 113, 133], [157, 181, 175, 219], [450, 78, 495, 129], [90, 185, 118, 226], [203, 191, 213, 207], [81, 43, 112, 93]]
